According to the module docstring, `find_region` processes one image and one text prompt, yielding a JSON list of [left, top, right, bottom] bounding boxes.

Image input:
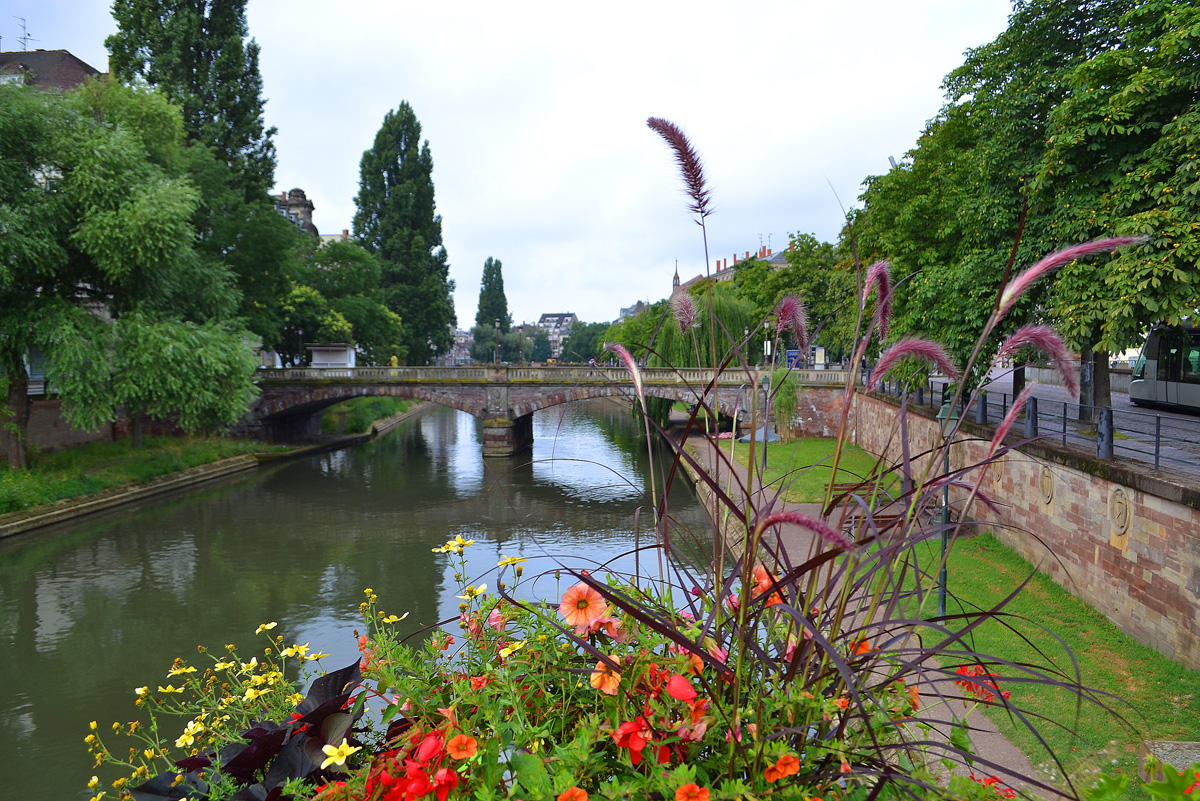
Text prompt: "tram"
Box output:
[[1129, 325, 1200, 410]]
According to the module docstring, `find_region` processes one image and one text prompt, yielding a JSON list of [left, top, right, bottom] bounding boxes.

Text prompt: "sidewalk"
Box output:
[[678, 428, 1048, 798]]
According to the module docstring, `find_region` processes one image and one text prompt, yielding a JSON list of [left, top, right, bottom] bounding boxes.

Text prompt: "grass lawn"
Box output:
[[722, 436, 898, 503], [926, 532, 1200, 798], [0, 435, 288, 515], [321, 396, 416, 434]]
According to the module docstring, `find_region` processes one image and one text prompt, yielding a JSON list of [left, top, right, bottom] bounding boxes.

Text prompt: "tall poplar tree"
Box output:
[[354, 102, 455, 365], [475, 257, 511, 333], [106, 0, 303, 349], [106, 0, 277, 198]]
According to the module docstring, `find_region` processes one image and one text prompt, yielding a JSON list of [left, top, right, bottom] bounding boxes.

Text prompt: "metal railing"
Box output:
[[256, 365, 850, 387], [868, 376, 1200, 472]]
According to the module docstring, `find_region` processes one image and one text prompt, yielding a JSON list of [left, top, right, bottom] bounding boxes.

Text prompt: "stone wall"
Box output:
[[849, 390, 1200, 670], [0, 398, 114, 457]]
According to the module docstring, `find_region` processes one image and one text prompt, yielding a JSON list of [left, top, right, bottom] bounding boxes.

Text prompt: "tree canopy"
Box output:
[[106, 0, 277, 199], [0, 80, 258, 466], [475, 257, 512, 333], [354, 102, 456, 365]]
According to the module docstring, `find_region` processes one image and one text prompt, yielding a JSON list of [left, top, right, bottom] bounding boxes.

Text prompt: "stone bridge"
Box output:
[[241, 365, 848, 456]]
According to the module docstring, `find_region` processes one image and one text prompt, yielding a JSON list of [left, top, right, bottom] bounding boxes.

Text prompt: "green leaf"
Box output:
[[511, 752, 551, 796]]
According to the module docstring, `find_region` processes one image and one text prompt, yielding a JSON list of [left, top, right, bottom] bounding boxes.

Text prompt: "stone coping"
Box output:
[[0, 403, 429, 540]]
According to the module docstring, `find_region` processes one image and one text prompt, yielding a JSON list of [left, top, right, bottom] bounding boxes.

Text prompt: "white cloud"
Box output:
[[7, 0, 1011, 326]]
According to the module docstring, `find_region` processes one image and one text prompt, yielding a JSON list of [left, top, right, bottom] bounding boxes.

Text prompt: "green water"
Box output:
[[0, 401, 707, 799]]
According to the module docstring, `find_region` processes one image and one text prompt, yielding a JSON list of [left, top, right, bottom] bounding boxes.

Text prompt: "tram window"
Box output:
[[1132, 354, 1147, 379], [1159, 344, 1182, 382], [1183, 341, 1200, 385]]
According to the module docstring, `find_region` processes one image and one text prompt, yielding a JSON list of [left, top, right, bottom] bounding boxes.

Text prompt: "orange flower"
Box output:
[[775, 754, 800, 778], [851, 638, 871, 655], [675, 783, 709, 801], [589, 656, 622, 695], [907, 682, 920, 711], [835, 696, 850, 710], [559, 582, 608, 631], [446, 733, 477, 760], [557, 788, 588, 801]]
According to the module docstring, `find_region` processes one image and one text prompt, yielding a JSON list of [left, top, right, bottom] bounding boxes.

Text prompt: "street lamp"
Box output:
[[935, 401, 960, 617], [494, 319, 500, 366]]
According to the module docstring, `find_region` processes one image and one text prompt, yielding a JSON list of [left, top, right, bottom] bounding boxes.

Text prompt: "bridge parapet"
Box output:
[[246, 366, 850, 455]]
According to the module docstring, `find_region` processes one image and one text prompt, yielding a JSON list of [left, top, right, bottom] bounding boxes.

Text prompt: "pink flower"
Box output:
[[987, 384, 1035, 457], [646, 117, 711, 219], [995, 325, 1078, 397], [996, 237, 1143, 323], [486, 607, 509, 632], [863, 260, 892, 339], [672, 291, 698, 331], [775, 295, 809, 350], [869, 338, 960, 390], [756, 510, 854, 551], [604, 342, 644, 403]]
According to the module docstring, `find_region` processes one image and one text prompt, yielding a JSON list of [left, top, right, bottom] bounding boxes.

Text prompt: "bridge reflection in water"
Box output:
[[245, 365, 849, 456]]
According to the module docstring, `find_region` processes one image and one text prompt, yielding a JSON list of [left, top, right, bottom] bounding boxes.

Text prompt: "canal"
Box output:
[[0, 400, 708, 799]]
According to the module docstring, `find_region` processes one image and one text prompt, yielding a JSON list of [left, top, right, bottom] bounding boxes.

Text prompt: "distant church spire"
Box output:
[[672, 259, 680, 289]]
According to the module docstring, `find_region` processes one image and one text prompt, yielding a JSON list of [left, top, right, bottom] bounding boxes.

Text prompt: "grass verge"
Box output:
[[321, 397, 415, 434], [0, 436, 289, 515], [927, 532, 1200, 798], [722, 436, 897, 503]]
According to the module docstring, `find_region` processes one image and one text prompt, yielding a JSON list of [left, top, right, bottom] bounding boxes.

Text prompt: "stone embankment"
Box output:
[[0, 403, 429, 540]]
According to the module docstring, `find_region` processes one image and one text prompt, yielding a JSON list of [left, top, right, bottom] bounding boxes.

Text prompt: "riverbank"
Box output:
[[0, 402, 430, 539]]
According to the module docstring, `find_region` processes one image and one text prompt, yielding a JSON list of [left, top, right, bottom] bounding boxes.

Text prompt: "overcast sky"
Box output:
[[6, 1, 1013, 328]]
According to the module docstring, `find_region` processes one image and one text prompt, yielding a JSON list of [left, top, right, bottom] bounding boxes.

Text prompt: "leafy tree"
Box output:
[[475, 257, 512, 333], [274, 240, 404, 367], [529, 329, 552, 362], [0, 80, 257, 466], [106, 0, 277, 198], [469, 324, 499, 364], [354, 102, 455, 364], [1035, 0, 1200, 355], [560, 321, 607, 362]]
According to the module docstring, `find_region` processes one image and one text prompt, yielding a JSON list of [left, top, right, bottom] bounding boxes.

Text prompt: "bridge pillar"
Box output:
[[482, 413, 532, 457]]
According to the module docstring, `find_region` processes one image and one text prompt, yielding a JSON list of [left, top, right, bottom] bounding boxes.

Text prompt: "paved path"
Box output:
[[679, 429, 1049, 798]]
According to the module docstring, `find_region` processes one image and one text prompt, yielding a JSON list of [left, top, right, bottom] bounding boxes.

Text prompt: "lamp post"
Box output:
[[494, 319, 500, 366], [936, 401, 959, 617]]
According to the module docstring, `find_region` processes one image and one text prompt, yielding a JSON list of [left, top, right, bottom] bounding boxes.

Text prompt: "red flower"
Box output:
[[557, 788, 588, 801], [675, 783, 710, 801], [432, 766, 458, 801], [613, 718, 652, 765], [446, 733, 477, 760], [416, 732, 444, 765], [666, 674, 696, 702]]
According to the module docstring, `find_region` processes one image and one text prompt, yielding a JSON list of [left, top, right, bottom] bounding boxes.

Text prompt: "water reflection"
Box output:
[[0, 400, 704, 799]]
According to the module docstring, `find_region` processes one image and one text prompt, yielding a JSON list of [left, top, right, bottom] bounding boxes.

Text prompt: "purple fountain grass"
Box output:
[[672, 291, 698, 331], [604, 342, 644, 403], [775, 295, 809, 351], [646, 117, 711, 220], [996, 325, 1079, 397], [755, 511, 854, 552], [869, 338, 960, 390], [995, 237, 1144, 323], [987, 384, 1034, 458], [863, 260, 892, 339]]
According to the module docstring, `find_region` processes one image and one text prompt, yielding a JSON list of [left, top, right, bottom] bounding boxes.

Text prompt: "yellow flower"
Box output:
[[381, 612, 409, 624], [282, 643, 310, 659], [240, 657, 258, 673], [306, 651, 330, 661], [457, 583, 487, 600], [88, 776, 99, 790], [255, 622, 278, 635], [363, 588, 374, 595], [156, 684, 184, 694], [287, 692, 306, 705], [143, 748, 156, 760], [213, 660, 235, 671], [167, 665, 197, 676], [175, 720, 205, 748], [134, 686, 149, 698], [89, 721, 98, 731], [320, 738, 362, 770], [497, 554, 527, 567], [499, 640, 527, 658], [244, 686, 267, 702]]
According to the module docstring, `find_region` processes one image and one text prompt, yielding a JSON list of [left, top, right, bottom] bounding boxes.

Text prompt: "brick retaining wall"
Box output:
[[843, 390, 1200, 669]]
